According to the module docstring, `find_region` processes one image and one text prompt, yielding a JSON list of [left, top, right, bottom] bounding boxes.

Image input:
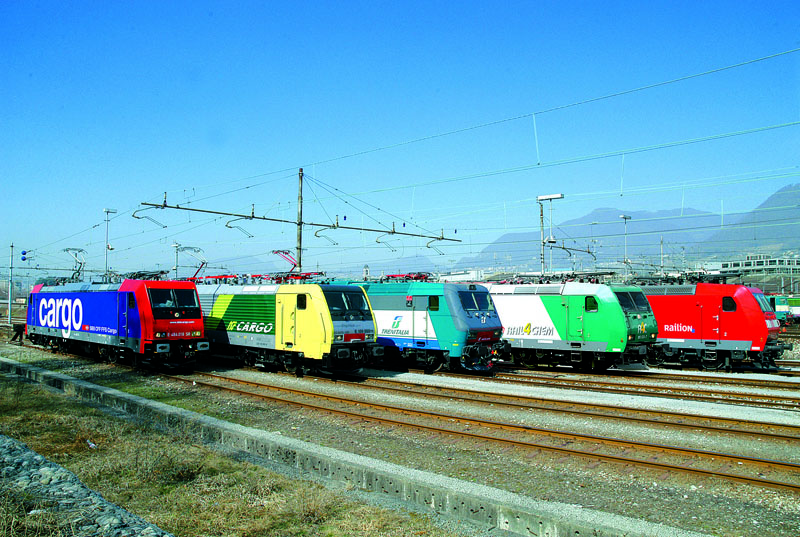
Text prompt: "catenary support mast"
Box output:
[[297, 168, 303, 273]]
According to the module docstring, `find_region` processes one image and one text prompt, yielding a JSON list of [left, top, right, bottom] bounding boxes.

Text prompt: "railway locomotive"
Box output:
[[196, 282, 382, 374], [485, 282, 658, 371], [788, 296, 800, 320], [339, 281, 506, 372], [768, 294, 793, 325], [26, 279, 209, 366], [641, 283, 788, 370]]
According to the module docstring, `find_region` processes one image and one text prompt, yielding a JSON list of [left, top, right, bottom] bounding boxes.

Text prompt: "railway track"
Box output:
[[459, 370, 800, 410], [351, 374, 800, 441], [165, 370, 800, 494]]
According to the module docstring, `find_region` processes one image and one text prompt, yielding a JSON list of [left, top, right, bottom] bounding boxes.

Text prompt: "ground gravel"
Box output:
[[2, 341, 799, 536]]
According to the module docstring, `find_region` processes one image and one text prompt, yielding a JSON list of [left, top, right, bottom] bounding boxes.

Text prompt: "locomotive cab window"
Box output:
[[297, 294, 307, 310], [459, 291, 495, 312], [614, 291, 651, 313], [323, 289, 370, 320], [147, 288, 201, 319], [752, 293, 772, 313], [585, 296, 599, 312], [722, 296, 736, 312]]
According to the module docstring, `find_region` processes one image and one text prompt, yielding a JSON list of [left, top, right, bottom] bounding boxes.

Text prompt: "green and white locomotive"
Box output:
[[486, 282, 658, 371]]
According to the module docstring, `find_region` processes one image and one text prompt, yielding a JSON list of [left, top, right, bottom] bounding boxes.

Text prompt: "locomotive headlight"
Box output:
[[651, 333, 656, 339], [156, 332, 165, 338], [192, 331, 201, 337], [493, 329, 501, 337], [628, 335, 633, 341], [468, 331, 477, 340], [335, 334, 344, 341]]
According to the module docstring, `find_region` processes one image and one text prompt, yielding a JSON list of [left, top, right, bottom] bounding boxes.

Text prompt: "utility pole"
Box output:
[[173, 243, 180, 279], [539, 203, 545, 274], [8, 243, 13, 324], [297, 168, 303, 273], [620, 214, 631, 279], [103, 208, 117, 282], [537, 194, 563, 276]]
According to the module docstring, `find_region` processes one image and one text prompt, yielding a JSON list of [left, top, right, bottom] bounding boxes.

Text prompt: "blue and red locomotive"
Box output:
[[26, 279, 209, 366]]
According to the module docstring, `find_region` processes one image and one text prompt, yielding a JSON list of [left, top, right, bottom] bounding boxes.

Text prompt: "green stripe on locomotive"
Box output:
[[491, 283, 657, 353], [515, 289, 631, 351], [205, 293, 276, 335]]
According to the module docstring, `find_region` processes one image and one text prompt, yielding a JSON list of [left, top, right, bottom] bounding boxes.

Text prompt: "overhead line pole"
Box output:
[[297, 168, 303, 273], [8, 243, 13, 324]]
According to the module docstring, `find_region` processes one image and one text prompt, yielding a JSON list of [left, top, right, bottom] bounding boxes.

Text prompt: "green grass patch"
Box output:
[[0, 376, 460, 537]]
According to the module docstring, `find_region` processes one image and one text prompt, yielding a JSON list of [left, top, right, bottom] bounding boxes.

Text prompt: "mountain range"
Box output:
[[446, 183, 800, 275]]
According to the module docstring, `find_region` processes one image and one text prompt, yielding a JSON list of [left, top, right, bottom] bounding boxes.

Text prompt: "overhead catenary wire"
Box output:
[[138, 47, 800, 206], [14, 48, 800, 275], [304, 174, 442, 238]]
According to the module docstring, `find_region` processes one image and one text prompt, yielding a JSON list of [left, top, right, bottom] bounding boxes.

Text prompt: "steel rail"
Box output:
[[605, 370, 800, 390], [466, 371, 800, 410], [168, 372, 800, 493], [495, 370, 800, 399], [346, 375, 800, 442]]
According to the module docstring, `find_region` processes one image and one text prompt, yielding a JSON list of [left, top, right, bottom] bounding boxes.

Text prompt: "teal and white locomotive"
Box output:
[[337, 280, 507, 372]]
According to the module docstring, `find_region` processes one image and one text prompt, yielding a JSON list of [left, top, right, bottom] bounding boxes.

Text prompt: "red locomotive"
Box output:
[[640, 283, 787, 370]]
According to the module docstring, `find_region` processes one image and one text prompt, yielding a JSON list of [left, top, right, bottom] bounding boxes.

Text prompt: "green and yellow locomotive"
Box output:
[[197, 282, 382, 374]]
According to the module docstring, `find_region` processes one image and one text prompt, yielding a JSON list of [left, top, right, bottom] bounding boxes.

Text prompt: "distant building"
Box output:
[[437, 269, 485, 282], [703, 254, 800, 294], [707, 254, 800, 276]]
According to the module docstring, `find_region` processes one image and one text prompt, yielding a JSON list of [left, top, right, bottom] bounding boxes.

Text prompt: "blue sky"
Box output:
[[2, 1, 799, 279]]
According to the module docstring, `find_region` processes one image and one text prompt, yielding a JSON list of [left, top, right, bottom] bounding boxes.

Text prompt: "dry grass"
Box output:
[[0, 376, 459, 537], [0, 489, 69, 537]]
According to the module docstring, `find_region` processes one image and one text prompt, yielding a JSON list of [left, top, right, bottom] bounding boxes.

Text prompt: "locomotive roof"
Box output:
[[485, 282, 645, 296], [32, 279, 197, 293], [194, 283, 365, 295], [641, 283, 766, 296], [35, 281, 125, 293], [334, 280, 490, 293], [195, 283, 280, 294]]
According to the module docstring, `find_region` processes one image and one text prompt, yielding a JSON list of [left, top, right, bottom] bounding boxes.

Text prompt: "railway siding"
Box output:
[[0, 356, 709, 537]]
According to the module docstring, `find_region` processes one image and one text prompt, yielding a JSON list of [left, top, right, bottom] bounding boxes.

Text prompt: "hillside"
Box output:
[[454, 183, 800, 273]]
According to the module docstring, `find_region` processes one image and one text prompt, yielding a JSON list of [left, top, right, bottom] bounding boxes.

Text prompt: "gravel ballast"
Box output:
[[1, 342, 799, 536]]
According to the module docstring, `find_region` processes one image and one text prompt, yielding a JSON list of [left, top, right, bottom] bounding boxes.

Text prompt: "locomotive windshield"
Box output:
[[614, 291, 651, 313], [147, 288, 202, 319], [752, 292, 774, 313], [323, 289, 372, 321], [459, 291, 495, 312]]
